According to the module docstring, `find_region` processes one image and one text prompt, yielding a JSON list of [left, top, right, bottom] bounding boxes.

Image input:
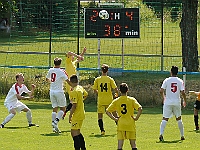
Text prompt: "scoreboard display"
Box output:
[[84, 8, 140, 38]]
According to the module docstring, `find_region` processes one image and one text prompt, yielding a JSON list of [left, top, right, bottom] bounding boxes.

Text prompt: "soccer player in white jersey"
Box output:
[[0, 73, 38, 128], [46, 57, 71, 133], [159, 66, 186, 141]]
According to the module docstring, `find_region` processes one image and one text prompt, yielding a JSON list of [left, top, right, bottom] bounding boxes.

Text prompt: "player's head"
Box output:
[[171, 66, 178, 76], [16, 73, 24, 83], [54, 57, 62, 66], [120, 83, 128, 94], [70, 74, 78, 83], [101, 64, 109, 73]]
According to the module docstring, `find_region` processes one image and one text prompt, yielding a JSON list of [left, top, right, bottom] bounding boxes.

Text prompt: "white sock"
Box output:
[[2, 113, 15, 125], [177, 120, 184, 137], [52, 112, 57, 122], [160, 120, 167, 135], [54, 110, 64, 124], [26, 110, 32, 124]]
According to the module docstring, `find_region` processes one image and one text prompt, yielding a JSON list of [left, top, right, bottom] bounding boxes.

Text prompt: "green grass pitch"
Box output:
[[0, 100, 199, 150]]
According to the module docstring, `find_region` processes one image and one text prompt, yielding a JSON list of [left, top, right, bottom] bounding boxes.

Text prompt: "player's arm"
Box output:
[[75, 47, 86, 63], [160, 88, 165, 104], [133, 107, 142, 121], [114, 87, 119, 98], [106, 111, 118, 122], [27, 84, 36, 97], [181, 90, 186, 107], [189, 91, 200, 95], [94, 89, 98, 94], [17, 84, 36, 100], [69, 103, 77, 123], [83, 89, 88, 100], [16, 94, 33, 100], [67, 51, 84, 62], [66, 79, 72, 86], [80, 47, 86, 57]]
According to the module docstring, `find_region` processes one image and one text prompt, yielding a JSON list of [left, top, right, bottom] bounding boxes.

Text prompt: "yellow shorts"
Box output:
[[71, 120, 83, 130], [97, 105, 109, 113], [117, 131, 136, 140]]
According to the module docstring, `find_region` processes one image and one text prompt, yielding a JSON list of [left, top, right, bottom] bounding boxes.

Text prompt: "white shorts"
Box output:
[[163, 104, 181, 118], [50, 91, 66, 108], [4, 101, 29, 113]]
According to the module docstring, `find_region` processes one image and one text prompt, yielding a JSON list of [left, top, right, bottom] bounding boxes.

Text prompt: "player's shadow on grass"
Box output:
[[5, 126, 29, 129], [40, 133, 63, 136], [89, 133, 116, 138], [156, 140, 183, 144], [59, 130, 71, 133], [40, 130, 71, 136], [188, 130, 200, 134]]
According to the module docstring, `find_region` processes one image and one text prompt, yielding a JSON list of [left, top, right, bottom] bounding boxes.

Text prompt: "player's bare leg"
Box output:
[[130, 139, 137, 150], [117, 140, 124, 150]]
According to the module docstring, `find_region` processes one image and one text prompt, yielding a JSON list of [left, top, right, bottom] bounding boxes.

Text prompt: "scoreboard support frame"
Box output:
[[97, 3, 125, 72]]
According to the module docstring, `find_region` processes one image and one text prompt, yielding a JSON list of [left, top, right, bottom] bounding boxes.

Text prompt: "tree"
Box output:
[[180, 0, 199, 71]]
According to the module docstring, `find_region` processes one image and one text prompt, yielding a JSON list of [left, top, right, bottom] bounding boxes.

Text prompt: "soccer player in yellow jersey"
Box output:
[[69, 74, 88, 150], [63, 47, 86, 119], [189, 91, 200, 131], [106, 83, 142, 150], [93, 64, 119, 135]]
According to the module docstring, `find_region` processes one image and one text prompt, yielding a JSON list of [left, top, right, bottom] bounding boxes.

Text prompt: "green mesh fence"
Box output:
[[0, 0, 199, 98], [1, 0, 199, 70]]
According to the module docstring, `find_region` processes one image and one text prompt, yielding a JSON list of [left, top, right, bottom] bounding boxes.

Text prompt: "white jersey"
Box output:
[[161, 77, 185, 105], [46, 68, 68, 92], [4, 83, 30, 104]]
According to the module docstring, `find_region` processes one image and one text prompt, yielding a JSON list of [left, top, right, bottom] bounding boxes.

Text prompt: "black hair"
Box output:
[[54, 57, 62, 66], [171, 66, 178, 75], [70, 74, 78, 83], [120, 83, 128, 93]]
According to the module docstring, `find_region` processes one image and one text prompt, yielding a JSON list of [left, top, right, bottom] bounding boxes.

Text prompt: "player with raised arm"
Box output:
[[93, 64, 119, 135], [46, 57, 71, 133], [0, 73, 38, 128], [106, 83, 142, 150], [68, 75, 88, 150], [159, 66, 186, 141], [62, 47, 86, 119]]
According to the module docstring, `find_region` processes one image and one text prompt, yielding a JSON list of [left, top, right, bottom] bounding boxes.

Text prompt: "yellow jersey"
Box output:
[[65, 54, 77, 93], [70, 85, 88, 121], [93, 76, 117, 105], [106, 95, 142, 132]]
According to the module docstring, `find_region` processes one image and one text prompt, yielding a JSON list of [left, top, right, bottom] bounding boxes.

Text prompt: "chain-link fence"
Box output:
[[0, 0, 199, 103]]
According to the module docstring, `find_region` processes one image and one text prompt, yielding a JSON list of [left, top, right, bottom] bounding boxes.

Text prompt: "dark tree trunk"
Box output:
[[180, 0, 199, 72]]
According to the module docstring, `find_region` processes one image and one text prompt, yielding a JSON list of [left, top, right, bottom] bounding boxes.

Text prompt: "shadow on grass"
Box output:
[[40, 130, 71, 136], [89, 133, 116, 138], [40, 133, 62, 136], [156, 140, 183, 144], [5, 126, 29, 129], [188, 130, 200, 134]]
